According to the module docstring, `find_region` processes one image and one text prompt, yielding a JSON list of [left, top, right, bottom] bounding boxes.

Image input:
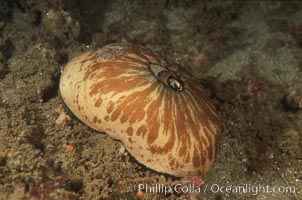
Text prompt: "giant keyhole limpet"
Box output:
[[59, 43, 220, 177]]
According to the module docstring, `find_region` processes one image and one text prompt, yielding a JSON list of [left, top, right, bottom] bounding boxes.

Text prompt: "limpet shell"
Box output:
[[59, 43, 220, 177]]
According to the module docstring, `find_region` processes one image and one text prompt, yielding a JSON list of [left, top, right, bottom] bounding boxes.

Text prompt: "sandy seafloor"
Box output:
[[0, 0, 301, 199]]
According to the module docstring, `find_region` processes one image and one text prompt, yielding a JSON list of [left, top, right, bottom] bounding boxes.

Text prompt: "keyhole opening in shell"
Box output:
[[149, 63, 183, 91]]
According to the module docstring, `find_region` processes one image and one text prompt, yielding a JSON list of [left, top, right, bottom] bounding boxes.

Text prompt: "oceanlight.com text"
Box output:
[[209, 184, 296, 195]]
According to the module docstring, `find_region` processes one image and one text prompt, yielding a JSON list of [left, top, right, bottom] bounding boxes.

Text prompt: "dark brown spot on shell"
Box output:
[[93, 116, 98, 123], [94, 98, 102, 107], [126, 127, 133, 136], [104, 115, 110, 121], [169, 158, 176, 168]]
